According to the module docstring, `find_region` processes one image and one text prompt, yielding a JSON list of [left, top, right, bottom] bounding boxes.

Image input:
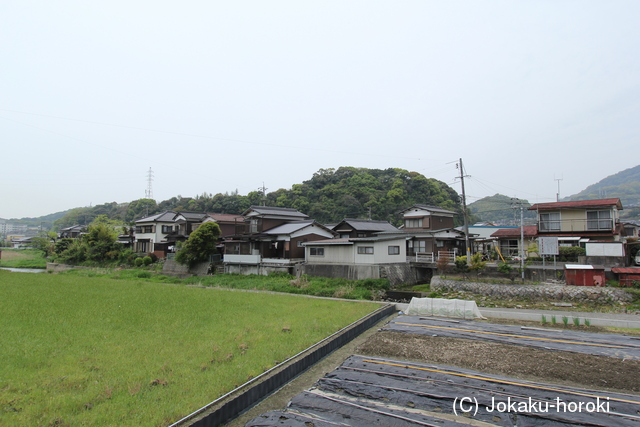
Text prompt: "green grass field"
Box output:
[[0, 271, 379, 426]]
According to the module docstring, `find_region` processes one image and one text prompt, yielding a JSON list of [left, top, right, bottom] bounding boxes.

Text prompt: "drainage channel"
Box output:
[[168, 303, 396, 427]]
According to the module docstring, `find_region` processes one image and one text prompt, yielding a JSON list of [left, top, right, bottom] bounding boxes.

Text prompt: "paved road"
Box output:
[[480, 307, 640, 329]]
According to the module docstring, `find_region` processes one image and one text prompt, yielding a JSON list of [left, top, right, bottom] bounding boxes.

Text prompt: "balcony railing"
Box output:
[[411, 250, 457, 264], [538, 219, 615, 233]]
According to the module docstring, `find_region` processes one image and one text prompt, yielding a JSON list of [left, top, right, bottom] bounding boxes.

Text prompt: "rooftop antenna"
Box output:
[[554, 175, 563, 202], [145, 167, 154, 200]]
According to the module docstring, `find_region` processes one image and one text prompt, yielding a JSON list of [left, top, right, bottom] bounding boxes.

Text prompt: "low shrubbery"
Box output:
[[59, 269, 390, 300]]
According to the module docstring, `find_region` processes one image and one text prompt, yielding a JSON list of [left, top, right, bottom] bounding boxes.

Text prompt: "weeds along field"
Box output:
[[0, 271, 379, 426], [0, 249, 47, 269]]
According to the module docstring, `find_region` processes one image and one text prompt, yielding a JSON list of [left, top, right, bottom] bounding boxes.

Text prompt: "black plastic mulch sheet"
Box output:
[[246, 355, 640, 427], [386, 315, 640, 360]]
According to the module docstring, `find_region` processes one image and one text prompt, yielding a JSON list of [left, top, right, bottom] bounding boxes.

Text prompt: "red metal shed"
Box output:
[[564, 264, 606, 287], [611, 267, 640, 287]]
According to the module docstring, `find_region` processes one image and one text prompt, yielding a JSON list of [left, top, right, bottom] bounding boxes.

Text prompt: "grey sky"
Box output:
[[2, 1, 639, 219]]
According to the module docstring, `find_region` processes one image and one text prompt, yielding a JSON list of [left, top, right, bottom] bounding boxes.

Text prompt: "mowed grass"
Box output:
[[0, 271, 379, 426]]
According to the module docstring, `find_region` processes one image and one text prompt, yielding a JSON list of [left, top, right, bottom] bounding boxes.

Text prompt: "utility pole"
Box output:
[[512, 198, 526, 282], [258, 183, 268, 206], [457, 158, 471, 266]]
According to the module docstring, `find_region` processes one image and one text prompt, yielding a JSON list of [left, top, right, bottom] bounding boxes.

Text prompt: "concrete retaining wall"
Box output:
[[224, 263, 293, 276], [431, 276, 633, 303], [299, 263, 433, 287]]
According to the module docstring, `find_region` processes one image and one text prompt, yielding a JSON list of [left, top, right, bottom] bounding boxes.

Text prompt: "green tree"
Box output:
[[31, 234, 55, 256], [175, 222, 222, 268], [55, 216, 124, 264]]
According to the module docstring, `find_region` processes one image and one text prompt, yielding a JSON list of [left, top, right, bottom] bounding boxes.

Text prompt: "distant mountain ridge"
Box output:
[[564, 165, 640, 208], [468, 165, 640, 224], [467, 194, 536, 226]]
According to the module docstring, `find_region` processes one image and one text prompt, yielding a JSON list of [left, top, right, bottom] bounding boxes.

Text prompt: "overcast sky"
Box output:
[[2, 1, 639, 219]]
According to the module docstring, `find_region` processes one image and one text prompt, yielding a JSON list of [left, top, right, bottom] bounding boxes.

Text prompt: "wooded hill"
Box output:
[[467, 194, 536, 226], [468, 165, 640, 224], [565, 165, 640, 205], [52, 167, 464, 229]]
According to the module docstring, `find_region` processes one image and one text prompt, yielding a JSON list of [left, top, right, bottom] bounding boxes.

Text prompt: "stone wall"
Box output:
[[431, 276, 632, 303]]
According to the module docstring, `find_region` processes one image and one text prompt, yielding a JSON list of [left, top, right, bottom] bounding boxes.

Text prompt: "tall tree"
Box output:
[[175, 222, 222, 268]]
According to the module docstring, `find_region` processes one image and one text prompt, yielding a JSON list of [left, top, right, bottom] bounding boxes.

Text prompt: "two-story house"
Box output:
[[529, 198, 624, 244], [134, 211, 214, 257], [205, 213, 244, 238], [223, 206, 335, 272], [134, 211, 178, 255], [400, 204, 465, 258], [331, 218, 399, 238]]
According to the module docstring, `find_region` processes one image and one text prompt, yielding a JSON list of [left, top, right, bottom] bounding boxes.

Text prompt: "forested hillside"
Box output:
[[53, 167, 463, 229], [566, 165, 640, 208], [468, 194, 536, 226]]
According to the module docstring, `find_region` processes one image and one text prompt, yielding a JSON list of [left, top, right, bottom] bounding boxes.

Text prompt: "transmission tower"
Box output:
[[145, 167, 154, 199]]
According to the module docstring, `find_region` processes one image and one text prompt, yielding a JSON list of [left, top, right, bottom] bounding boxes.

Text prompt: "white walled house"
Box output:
[[304, 236, 408, 265], [134, 211, 178, 254]]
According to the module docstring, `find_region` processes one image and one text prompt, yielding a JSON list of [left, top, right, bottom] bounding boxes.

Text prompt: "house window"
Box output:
[[405, 218, 423, 228], [357, 233, 367, 238], [309, 247, 324, 256], [161, 225, 173, 233], [540, 213, 560, 231], [340, 233, 350, 239], [136, 225, 153, 233], [137, 239, 150, 253], [409, 240, 426, 254], [500, 239, 519, 257], [388, 246, 400, 255], [587, 210, 612, 231], [357, 246, 374, 254], [436, 240, 444, 247]]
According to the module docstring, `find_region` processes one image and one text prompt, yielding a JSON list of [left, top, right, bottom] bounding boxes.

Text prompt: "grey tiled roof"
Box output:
[[402, 204, 457, 215], [242, 206, 309, 218], [135, 211, 177, 223], [335, 219, 398, 232], [263, 220, 316, 235]]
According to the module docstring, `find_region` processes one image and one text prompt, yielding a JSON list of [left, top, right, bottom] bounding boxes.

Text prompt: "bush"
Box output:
[[559, 246, 585, 262], [469, 253, 487, 274], [134, 257, 144, 267], [454, 256, 468, 273], [497, 262, 513, 275], [118, 249, 138, 265], [142, 256, 153, 266]]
